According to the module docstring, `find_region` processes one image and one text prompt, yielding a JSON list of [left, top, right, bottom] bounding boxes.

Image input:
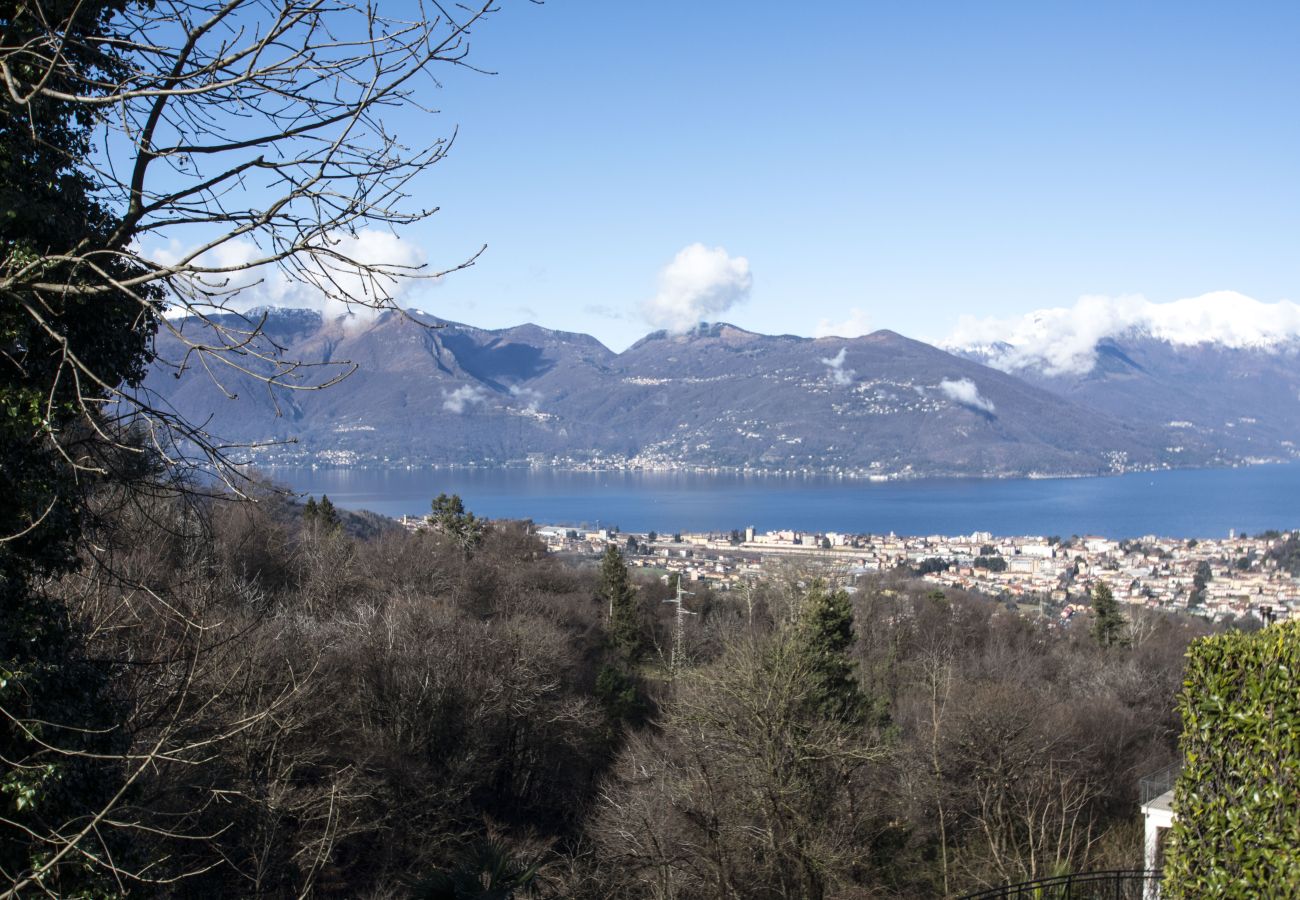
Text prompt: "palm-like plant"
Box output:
[[413, 839, 545, 900]]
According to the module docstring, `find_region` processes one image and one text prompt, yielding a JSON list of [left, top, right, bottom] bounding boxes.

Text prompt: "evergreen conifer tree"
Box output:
[[793, 581, 869, 724], [601, 545, 642, 660], [1091, 582, 1127, 647], [430, 492, 483, 551], [593, 545, 649, 724], [317, 495, 341, 529], [303, 495, 341, 533]]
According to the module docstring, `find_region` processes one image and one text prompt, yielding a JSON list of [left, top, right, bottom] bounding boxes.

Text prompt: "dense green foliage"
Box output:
[[431, 492, 485, 550], [1, 0, 160, 574], [304, 494, 342, 531], [1265, 533, 1300, 577], [1091, 582, 1127, 648], [413, 839, 545, 900], [1189, 560, 1213, 606], [1, 2, 162, 892], [594, 545, 648, 725], [915, 557, 950, 575], [1163, 622, 1300, 898], [600, 544, 641, 660], [792, 581, 869, 724]]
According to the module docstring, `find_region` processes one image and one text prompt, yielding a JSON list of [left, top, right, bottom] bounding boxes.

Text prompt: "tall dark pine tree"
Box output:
[[1190, 561, 1212, 607], [601, 544, 641, 660], [431, 492, 483, 551], [793, 581, 869, 725], [594, 545, 647, 724], [1091, 582, 1127, 648], [304, 494, 341, 532]]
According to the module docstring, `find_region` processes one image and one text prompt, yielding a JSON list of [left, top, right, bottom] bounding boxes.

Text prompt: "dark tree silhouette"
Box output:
[[1091, 582, 1127, 647]]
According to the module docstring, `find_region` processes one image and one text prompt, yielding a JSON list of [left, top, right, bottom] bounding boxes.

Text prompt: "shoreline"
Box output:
[[256, 462, 1300, 541], [256, 456, 1293, 484]]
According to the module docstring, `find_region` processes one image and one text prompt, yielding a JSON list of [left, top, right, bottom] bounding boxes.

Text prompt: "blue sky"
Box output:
[[374, 1, 1299, 350]]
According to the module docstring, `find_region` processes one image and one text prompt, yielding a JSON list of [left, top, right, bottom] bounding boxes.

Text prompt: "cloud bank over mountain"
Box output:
[[820, 347, 855, 385], [151, 305, 1300, 477], [642, 243, 752, 332], [442, 384, 488, 413], [945, 292, 1300, 375], [939, 377, 996, 414], [814, 307, 872, 339], [154, 229, 427, 325]]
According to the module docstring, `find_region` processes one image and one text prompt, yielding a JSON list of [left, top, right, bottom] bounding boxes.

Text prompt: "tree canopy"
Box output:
[[431, 492, 484, 551], [1, 4, 163, 890], [0, 0, 514, 891], [1091, 582, 1128, 648], [600, 544, 642, 660], [792, 580, 869, 725]]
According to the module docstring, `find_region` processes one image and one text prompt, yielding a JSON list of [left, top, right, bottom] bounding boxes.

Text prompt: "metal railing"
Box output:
[[1139, 762, 1181, 806], [960, 869, 1162, 899]]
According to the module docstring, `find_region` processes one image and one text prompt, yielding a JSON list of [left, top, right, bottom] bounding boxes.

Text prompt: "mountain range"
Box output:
[[142, 308, 1300, 478], [957, 336, 1300, 462]]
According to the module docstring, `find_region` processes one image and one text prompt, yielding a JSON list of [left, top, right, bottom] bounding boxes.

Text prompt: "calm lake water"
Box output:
[[263, 464, 1300, 539]]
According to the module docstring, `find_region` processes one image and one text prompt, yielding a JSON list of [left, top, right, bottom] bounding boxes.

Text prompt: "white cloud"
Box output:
[[945, 291, 1300, 376], [442, 385, 488, 413], [509, 384, 542, 412], [820, 347, 855, 386], [939, 378, 996, 414], [642, 243, 752, 332], [152, 229, 427, 326], [814, 307, 872, 338]]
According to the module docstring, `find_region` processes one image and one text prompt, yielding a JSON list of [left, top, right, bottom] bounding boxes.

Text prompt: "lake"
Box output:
[[261, 464, 1300, 539]]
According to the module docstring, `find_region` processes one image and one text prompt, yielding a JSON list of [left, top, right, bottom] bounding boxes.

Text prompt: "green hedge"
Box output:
[[1163, 621, 1300, 897]]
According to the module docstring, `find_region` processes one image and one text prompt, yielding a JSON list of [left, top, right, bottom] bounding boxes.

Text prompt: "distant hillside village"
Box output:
[[164, 308, 1300, 480], [402, 514, 1298, 624]]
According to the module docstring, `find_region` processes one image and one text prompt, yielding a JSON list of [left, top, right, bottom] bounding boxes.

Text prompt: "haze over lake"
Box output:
[[266, 463, 1300, 538]]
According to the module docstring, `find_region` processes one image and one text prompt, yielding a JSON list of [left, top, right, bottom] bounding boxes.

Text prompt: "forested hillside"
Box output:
[[11, 480, 1214, 897], [147, 310, 1208, 477]]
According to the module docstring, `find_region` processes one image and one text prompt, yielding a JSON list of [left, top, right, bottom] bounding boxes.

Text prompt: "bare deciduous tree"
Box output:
[[3, 0, 516, 490], [595, 634, 887, 900], [1, 2, 527, 893]]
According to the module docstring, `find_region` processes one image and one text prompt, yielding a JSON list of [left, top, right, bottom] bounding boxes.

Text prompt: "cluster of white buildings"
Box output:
[[916, 531, 1297, 622], [532, 524, 1299, 623]]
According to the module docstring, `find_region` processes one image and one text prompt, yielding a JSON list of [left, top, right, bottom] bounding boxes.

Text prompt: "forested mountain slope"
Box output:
[[147, 310, 1218, 477]]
